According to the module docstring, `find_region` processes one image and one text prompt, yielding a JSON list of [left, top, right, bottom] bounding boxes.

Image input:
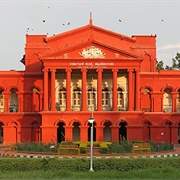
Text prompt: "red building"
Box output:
[[0, 16, 180, 144]]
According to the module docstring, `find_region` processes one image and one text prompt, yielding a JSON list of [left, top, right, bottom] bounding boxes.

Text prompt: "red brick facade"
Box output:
[[0, 18, 180, 144]]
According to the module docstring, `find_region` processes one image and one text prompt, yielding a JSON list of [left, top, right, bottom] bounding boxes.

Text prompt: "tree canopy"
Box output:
[[156, 52, 180, 70]]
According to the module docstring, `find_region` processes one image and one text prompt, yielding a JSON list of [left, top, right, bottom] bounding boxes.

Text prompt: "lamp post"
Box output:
[[88, 116, 94, 172]]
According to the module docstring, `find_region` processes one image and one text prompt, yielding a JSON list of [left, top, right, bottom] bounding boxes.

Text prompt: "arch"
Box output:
[[7, 86, 19, 92], [119, 121, 128, 141], [163, 88, 172, 112], [73, 121, 80, 141], [56, 85, 66, 111], [103, 121, 112, 141], [117, 84, 125, 91], [142, 119, 152, 126], [0, 89, 5, 112], [142, 119, 151, 142], [115, 119, 128, 126], [100, 119, 113, 126], [31, 120, 41, 142], [54, 119, 66, 126], [57, 121, 65, 143], [32, 87, 40, 112], [72, 84, 81, 111], [6, 119, 19, 126], [141, 87, 152, 112], [69, 119, 82, 126], [87, 85, 96, 111], [6, 120, 18, 143], [0, 86, 5, 91], [140, 85, 153, 93], [73, 84, 81, 91], [162, 119, 173, 126], [175, 86, 180, 93], [117, 87, 125, 111], [175, 121, 180, 126], [162, 119, 173, 143], [31, 120, 40, 126], [9, 88, 18, 112], [30, 86, 41, 92], [141, 53, 151, 72], [161, 85, 174, 92]]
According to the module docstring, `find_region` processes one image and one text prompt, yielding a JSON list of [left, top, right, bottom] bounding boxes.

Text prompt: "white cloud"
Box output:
[[158, 44, 180, 51]]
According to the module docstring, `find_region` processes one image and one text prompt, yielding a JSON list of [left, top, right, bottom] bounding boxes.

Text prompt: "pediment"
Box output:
[[40, 40, 139, 60]]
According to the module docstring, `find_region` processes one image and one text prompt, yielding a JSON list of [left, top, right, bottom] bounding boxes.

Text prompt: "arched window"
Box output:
[[72, 85, 81, 111], [102, 85, 110, 111], [32, 88, 40, 112], [103, 121, 111, 141], [141, 88, 151, 112], [117, 87, 124, 111], [57, 87, 66, 111], [0, 89, 4, 112], [73, 122, 80, 141], [176, 89, 180, 112], [9, 88, 18, 112], [163, 88, 172, 112], [57, 122, 65, 143], [87, 86, 96, 111]]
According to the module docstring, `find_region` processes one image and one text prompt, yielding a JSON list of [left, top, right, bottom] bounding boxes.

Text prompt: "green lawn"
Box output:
[[0, 167, 180, 180]]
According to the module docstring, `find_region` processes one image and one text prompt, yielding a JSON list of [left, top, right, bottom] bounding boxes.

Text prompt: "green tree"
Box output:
[[171, 52, 180, 69], [156, 60, 164, 70]]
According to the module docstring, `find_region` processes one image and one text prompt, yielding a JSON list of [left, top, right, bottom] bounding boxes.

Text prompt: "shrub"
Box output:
[[79, 142, 87, 153], [99, 142, 109, 154], [15, 142, 59, 153], [109, 140, 132, 154], [1, 158, 180, 172]]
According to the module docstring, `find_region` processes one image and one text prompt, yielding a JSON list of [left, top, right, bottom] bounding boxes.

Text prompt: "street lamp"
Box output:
[[88, 116, 95, 172]]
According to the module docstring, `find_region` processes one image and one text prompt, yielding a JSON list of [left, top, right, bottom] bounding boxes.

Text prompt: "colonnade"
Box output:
[[43, 67, 141, 112]]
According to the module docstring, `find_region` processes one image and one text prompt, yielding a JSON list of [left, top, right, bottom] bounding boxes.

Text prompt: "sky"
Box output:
[[0, 0, 180, 70]]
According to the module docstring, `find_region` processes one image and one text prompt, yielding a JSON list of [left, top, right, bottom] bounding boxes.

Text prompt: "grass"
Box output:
[[0, 167, 180, 179]]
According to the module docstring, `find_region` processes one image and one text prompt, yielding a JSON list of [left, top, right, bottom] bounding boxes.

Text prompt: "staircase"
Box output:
[[86, 147, 100, 155]]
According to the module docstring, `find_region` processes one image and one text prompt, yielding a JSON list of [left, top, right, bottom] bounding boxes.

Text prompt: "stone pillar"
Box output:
[[3, 92, 10, 112], [43, 68, 49, 111], [81, 69, 87, 111], [128, 69, 133, 111], [66, 69, 72, 111], [41, 126, 57, 143], [172, 92, 178, 112], [80, 125, 88, 141], [39, 92, 43, 111], [171, 125, 178, 144], [50, 69, 56, 111], [97, 69, 103, 111], [111, 126, 119, 142], [64, 125, 73, 141], [151, 92, 164, 112], [17, 92, 23, 112], [95, 125, 104, 141], [112, 69, 118, 111], [135, 69, 140, 111]]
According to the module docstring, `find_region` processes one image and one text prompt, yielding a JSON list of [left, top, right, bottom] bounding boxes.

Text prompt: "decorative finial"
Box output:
[[89, 12, 93, 25]]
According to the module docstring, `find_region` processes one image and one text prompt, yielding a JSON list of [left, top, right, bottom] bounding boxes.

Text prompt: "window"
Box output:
[[102, 86, 110, 106], [87, 86, 96, 110], [59, 87, 66, 106], [117, 87, 124, 110]]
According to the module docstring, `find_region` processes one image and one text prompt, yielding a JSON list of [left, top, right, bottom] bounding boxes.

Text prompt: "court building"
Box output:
[[0, 16, 180, 144]]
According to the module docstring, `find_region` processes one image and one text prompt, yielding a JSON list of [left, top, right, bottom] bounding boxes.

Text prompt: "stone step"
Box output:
[[86, 147, 99, 154]]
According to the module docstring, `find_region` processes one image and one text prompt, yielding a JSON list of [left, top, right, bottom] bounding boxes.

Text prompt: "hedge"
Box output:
[[0, 158, 180, 172]]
